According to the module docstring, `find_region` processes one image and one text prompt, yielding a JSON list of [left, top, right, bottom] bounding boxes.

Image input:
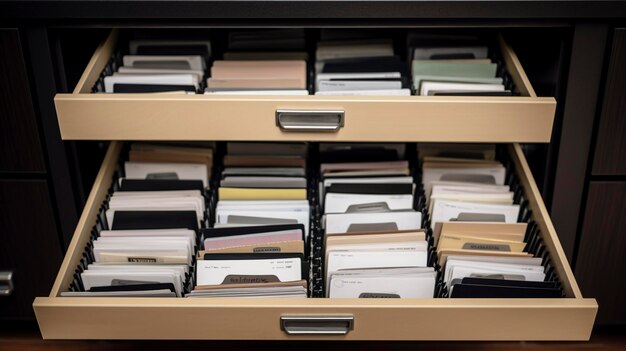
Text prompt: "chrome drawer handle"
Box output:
[[0, 271, 13, 296], [276, 109, 344, 132], [280, 315, 354, 335]]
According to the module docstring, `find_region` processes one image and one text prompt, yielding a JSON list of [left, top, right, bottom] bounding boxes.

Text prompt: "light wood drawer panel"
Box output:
[[53, 30, 556, 143], [33, 142, 596, 340], [34, 298, 596, 340]]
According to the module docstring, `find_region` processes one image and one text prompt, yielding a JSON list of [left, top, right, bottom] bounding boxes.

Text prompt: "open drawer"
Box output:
[[33, 142, 597, 340], [54, 29, 556, 143]]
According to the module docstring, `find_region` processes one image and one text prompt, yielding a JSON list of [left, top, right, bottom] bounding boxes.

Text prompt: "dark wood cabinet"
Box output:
[[0, 29, 46, 173], [0, 7, 624, 330], [0, 29, 65, 320], [575, 182, 626, 324], [592, 29, 626, 176], [0, 181, 63, 319], [572, 28, 626, 325]]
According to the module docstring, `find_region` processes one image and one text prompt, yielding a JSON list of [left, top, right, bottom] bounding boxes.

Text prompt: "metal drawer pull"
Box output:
[[281, 315, 354, 335], [0, 271, 13, 296], [276, 109, 344, 132]]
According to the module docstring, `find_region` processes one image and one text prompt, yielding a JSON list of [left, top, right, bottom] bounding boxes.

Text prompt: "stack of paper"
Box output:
[[419, 143, 561, 298], [191, 142, 310, 298], [192, 224, 308, 298], [320, 143, 434, 298], [103, 39, 210, 93], [314, 37, 411, 96], [81, 231, 194, 297], [206, 29, 308, 95], [116, 142, 214, 192], [407, 33, 510, 96], [215, 142, 310, 236], [205, 60, 307, 95], [188, 280, 308, 298], [65, 143, 214, 297]]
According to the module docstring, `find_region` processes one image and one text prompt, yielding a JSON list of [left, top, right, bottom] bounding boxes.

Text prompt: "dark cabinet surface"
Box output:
[[575, 182, 626, 324], [573, 28, 626, 326], [0, 181, 63, 319], [0, 29, 46, 173], [0, 28, 65, 320], [592, 29, 626, 176]]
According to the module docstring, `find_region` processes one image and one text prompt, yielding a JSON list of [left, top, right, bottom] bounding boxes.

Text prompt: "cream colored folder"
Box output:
[[223, 155, 306, 167], [437, 234, 526, 253], [428, 195, 513, 214], [434, 221, 527, 246], [210, 60, 306, 87], [423, 161, 504, 169], [438, 249, 532, 267], [325, 230, 426, 247], [207, 78, 305, 89], [97, 253, 188, 264], [193, 279, 307, 291], [323, 168, 410, 177], [218, 187, 307, 200], [223, 51, 309, 61], [422, 156, 501, 164], [201, 240, 304, 255], [129, 150, 213, 174]]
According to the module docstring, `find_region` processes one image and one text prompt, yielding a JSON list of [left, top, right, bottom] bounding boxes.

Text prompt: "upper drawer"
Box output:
[[54, 29, 556, 142]]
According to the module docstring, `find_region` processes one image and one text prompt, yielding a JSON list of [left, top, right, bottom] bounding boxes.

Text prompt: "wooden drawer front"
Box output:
[[53, 30, 556, 143], [34, 298, 595, 340], [33, 142, 596, 341]]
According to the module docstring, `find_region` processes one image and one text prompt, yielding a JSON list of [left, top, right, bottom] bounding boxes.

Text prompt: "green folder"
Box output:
[[412, 75, 503, 91], [411, 61, 498, 78]]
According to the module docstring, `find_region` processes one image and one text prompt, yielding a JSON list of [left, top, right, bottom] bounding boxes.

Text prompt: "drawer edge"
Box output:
[[54, 94, 556, 142], [33, 297, 597, 340], [499, 35, 537, 98], [509, 143, 583, 299], [74, 29, 118, 94]]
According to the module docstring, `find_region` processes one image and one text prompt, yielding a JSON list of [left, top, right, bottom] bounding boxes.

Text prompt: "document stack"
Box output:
[[408, 33, 511, 96], [419, 143, 562, 298], [205, 29, 308, 95], [320, 143, 435, 298], [191, 142, 310, 298], [62, 143, 213, 297], [103, 39, 210, 93], [314, 34, 411, 96]]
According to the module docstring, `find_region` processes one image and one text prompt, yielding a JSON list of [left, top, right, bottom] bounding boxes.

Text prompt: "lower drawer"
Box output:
[[33, 142, 597, 340]]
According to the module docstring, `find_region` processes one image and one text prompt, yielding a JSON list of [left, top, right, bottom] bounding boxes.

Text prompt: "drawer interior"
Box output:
[[53, 28, 557, 142], [30, 142, 597, 340], [59, 143, 576, 298], [84, 29, 526, 96]]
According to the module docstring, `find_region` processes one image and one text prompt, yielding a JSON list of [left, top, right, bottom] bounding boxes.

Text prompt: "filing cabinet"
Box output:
[[32, 27, 597, 341]]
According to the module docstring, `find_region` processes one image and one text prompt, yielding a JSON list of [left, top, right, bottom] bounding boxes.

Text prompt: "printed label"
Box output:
[[128, 257, 158, 263]]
